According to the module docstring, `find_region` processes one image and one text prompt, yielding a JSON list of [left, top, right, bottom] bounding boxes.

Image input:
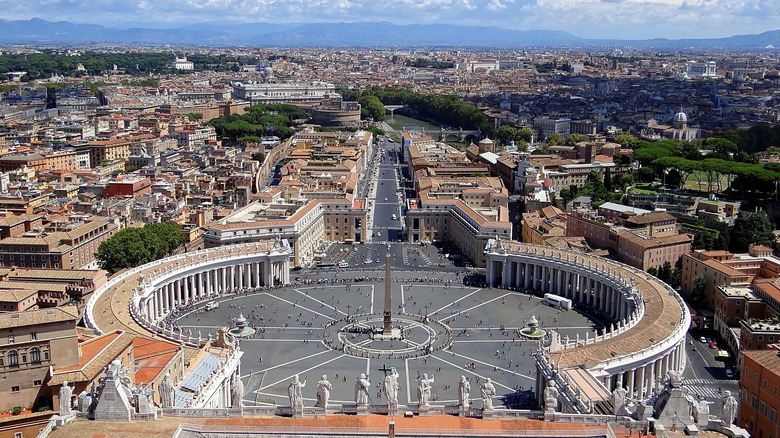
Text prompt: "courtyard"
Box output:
[[176, 269, 602, 410]]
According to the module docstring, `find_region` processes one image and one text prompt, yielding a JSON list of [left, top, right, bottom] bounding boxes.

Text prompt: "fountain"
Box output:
[[228, 314, 256, 338], [520, 315, 546, 339]]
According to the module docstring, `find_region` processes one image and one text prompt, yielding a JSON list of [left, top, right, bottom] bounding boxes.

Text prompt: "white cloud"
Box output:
[[486, 0, 512, 11], [0, 0, 778, 39]]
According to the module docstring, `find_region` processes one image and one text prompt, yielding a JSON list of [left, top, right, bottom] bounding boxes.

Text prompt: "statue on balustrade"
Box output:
[[159, 372, 175, 408], [480, 378, 496, 410], [544, 381, 559, 412], [458, 375, 471, 409], [287, 374, 306, 410], [316, 375, 333, 409], [721, 390, 738, 425]]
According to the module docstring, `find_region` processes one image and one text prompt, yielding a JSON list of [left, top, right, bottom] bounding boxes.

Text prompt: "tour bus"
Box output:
[[543, 293, 573, 310]]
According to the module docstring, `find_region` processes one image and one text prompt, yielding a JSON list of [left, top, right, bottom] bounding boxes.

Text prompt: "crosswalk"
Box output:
[[682, 379, 739, 399]]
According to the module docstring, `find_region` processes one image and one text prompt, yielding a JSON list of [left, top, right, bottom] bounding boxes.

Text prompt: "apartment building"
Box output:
[[0, 150, 78, 173], [0, 215, 118, 270], [88, 139, 131, 166], [681, 245, 780, 309], [521, 206, 566, 246], [739, 347, 780, 438], [0, 307, 80, 411], [203, 198, 367, 267], [566, 203, 692, 271]]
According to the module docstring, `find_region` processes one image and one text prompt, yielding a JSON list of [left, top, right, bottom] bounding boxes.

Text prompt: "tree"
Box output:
[[614, 133, 639, 149], [252, 152, 265, 164], [729, 210, 776, 253], [603, 168, 613, 191], [692, 276, 707, 303], [96, 222, 184, 274], [546, 133, 564, 146], [186, 113, 203, 122]]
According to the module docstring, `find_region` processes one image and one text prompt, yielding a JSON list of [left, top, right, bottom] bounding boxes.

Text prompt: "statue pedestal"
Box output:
[[356, 405, 369, 416], [55, 413, 76, 427], [313, 406, 327, 416], [290, 406, 303, 418], [459, 405, 470, 417], [418, 404, 430, 416], [387, 403, 400, 417], [544, 409, 556, 421], [482, 408, 495, 420]]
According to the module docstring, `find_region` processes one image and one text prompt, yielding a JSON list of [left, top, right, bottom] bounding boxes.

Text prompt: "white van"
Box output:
[[205, 302, 219, 311], [391, 214, 397, 220], [338, 261, 349, 268]]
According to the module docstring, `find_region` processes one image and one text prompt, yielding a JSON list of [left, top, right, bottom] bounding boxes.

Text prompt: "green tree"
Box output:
[[692, 276, 707, 303], [252, 152, 265, 164], [186, 113, 203, 122], [614, 133, 639, 149], [96, 222, 183, 274], [546, 133, 564, 146], [603, 168, 613, 191], [729, 210, 776, 253]]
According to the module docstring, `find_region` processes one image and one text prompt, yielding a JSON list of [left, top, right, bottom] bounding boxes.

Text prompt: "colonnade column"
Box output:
[[626, 369, 635, 397]]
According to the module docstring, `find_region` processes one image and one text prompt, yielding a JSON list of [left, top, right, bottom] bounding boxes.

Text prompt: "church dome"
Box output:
[[673, 111, 687, 124]]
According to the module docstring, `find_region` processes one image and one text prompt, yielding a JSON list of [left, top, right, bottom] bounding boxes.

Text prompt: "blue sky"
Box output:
[[1, 0, 779, 40]]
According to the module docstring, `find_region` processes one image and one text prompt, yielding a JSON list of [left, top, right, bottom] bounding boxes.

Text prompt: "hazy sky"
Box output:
[[1, 0, 779, 40]]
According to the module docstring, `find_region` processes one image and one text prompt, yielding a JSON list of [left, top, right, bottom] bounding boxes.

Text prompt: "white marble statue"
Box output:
[[417, 373, 434, 407], [159, 372, 175, 408], [480, 378, 497, 410], [544, 381, 560, 412], [231, 375, 244, 408], [287, 374, 306, 410], [458, 375, 471, 409], [721, 390, 738, 425], [355, 373, 371, 407], [316, 375, 332, 409], [383, 368, 400, 407], [59, 381, 74, 416]]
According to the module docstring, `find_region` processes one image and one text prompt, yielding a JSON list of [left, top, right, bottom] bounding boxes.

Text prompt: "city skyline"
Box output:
[[1, 0, 779, 41]]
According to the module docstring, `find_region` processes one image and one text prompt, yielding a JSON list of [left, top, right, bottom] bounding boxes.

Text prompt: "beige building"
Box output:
[[88, 139, 131, 166], [566, 203, 692, 271], [0, 306, 80, 411], [204, 198, 367, 267], [681, 245, 780, 310], [0, 216, 118, 270]]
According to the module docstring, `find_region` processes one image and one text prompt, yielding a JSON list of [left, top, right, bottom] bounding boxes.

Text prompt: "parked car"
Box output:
[[205, 302, 219, 311], [699, 336, 707, 343], [725, 369, 734, 378]]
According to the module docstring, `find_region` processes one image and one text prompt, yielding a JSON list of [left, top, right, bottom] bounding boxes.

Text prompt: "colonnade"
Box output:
[[609, 343, 685, 399], [487, 257, 635, 323], [484, 240, 689, 408], [142, 259, 290, 323]]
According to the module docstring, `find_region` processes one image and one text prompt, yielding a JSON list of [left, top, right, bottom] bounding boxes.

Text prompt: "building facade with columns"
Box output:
[[483, 239, 690, 414]]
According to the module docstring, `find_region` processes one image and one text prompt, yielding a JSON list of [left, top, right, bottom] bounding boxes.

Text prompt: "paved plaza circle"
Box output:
[[175, 269, 604, 410]]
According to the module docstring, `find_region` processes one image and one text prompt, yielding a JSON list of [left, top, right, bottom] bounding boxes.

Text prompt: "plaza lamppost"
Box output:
[[347, 303, 352, 320]]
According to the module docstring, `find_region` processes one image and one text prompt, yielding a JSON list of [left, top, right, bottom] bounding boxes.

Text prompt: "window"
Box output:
[[30, 332, 36, 341], [30, 347, 40, 363], [11, 386, 19, 393], [7, 350, 18, 366], [33, 380, 42, 387], [13, 432, 21, 438], [8, 335, 14, 344], [770, 407, 777, 422]]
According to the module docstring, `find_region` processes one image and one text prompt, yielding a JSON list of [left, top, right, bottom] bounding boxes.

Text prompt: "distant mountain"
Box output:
[[0, 18, 777, 49]]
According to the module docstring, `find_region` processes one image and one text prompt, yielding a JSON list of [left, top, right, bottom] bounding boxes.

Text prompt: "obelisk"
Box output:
[[383, 251, 392, 333]]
